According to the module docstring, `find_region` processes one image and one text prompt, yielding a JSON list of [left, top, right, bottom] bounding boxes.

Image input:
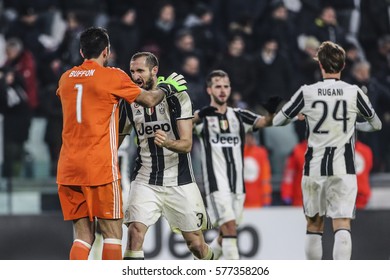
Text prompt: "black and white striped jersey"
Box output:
[[120, 91, 195, 186], [194, 107, 261, 194], [273, 78, 381, 176]]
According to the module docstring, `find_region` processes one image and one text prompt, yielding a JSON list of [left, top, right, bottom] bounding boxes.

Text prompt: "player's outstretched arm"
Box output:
[[135, 72, 188, 107], [356, 114, 382, 132]]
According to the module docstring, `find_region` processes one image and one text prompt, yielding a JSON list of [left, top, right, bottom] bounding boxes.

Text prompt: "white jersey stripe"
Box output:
[[110, 104, 119, 181]]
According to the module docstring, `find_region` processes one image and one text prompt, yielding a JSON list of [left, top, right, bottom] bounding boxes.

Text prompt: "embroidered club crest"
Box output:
[[158, 104, 165, 115], [219, 120, 229, 131]]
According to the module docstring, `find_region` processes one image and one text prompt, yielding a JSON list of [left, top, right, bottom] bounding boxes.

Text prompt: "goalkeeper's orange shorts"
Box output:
[[58, 179, 122, 221]]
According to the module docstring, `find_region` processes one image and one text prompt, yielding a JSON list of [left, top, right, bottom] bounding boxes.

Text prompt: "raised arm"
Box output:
[[135, 72, 188, 107]]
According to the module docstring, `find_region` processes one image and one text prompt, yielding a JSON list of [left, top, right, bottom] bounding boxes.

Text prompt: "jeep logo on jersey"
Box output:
[[210, 133, 241, 147], [137, 121, 171, 138]]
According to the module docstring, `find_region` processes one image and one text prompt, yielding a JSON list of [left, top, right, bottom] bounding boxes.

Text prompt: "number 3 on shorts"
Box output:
[[196, 213, 204, 227]]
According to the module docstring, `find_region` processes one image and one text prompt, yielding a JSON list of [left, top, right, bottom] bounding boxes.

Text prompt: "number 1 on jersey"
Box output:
[[75, 84, 83, 123]]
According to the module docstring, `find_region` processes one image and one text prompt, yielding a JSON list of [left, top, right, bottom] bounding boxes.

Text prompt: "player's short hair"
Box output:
[[315, 41, 345, 74], [80, 27, 109, 59], [206, 69, 229, 87], [130, 52, 159, 70]]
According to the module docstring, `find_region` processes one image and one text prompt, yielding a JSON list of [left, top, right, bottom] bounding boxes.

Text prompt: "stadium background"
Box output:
[[1, 0, 390, 259]]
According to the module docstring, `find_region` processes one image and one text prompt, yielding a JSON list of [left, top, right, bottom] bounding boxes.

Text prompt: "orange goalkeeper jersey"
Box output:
[[56, 60, 142, 186]]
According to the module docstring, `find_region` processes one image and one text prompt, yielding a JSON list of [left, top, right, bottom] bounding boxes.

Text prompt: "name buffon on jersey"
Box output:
[[69, 69, 96, 77], [318, 88, 344, 96]]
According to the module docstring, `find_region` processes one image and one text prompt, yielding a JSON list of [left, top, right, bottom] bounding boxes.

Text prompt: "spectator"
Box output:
[[165, 29, 205, 75], [345, 60, 390, 172], [213, 33, 256, 107], [306, 5, 347, 46], [5, 4, 50, 81], [184, 3, 221, 72], [293, 35, 321, 88], [0, 66, 31, 177], [254, 0, 299, 57], [252, 37, 294, 105], [366, 34, 390, 79], [5, 37, 38, 110], [180, 55, 208, 111], [107, 7, 140, 74], [142, 1, 179, 72], [358, 0, 390, 62], [342, 41, 363, 81]]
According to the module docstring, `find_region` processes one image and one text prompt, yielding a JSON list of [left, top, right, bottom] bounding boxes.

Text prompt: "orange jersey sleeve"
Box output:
[[56, 60, 142, 186]]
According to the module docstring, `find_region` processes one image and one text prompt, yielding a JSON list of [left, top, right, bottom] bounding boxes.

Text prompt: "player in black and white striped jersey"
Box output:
[[273, 41, 382, 260], [193, 70, 275, 259], [119, 52, 213, 260]]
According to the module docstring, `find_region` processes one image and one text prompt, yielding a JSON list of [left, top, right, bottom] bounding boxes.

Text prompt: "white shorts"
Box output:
[[302, 174, 357, 219], [124, 180, 211, 233], [206, 191, 246, 227]]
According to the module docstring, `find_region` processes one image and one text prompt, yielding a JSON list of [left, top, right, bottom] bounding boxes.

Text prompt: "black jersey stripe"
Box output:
[[123, 102, 143, 182], [168, 96, 194, 185], [222, 147, 235, 192], [284, 91, 304, 118], [144, 107, 165, 186], [344, 137, 356, 174], [118, 100, 127, 132], [320, 147, 336, 176], [220, 114, 237, 193], [304, 147, 313, 176], [131, 145, 142, 181], [327, 147, 336, 175], [357, 91, 373, 118], [203, 119, 218, 193], [235, 110, 247, 193], [236, 109, 258, 124]]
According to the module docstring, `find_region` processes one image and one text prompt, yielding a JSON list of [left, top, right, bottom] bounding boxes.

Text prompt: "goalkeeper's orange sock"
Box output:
[[102, 238, 122, 260], [70, 239, 91, 260]]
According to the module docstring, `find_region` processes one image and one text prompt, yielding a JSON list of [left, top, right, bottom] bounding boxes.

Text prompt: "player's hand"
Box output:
[[154, 129, 168, 148], [197, 106, 218, 118], [262, 96, 284, 114], [157, 72, 187, 97]]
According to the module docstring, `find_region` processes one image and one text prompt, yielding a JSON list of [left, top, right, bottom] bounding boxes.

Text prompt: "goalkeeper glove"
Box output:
[[157, 72, 187, 97], [197, 106, 218, 118]]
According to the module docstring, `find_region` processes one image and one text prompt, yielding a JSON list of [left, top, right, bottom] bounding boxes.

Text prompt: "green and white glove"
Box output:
[[157, 72, 187, 97]]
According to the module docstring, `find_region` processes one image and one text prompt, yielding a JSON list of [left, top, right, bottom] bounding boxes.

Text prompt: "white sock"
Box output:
[[304, 231, 323, 260], [333, 229, 352, 260], [123, 250, 144, 260], [209, 236, 222, 260], [222, 236, 239, 260]]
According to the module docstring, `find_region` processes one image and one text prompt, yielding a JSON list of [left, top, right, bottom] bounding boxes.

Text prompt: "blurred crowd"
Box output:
[[1, 0, 390, 195]]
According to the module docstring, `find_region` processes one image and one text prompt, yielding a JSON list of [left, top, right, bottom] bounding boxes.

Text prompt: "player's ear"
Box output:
[[206, 86, 212, 96], [80, 49, 85, 59], [152, 65, 158, 76], [102, 47, 109, 58]]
